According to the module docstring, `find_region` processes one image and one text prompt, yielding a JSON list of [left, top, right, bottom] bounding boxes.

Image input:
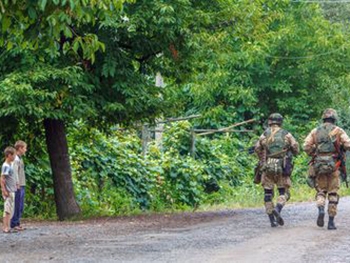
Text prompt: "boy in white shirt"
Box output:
[[1, 147, 16, 233]]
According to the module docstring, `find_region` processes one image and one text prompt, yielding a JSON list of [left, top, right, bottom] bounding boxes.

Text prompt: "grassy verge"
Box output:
[[198, 182, 350, 212]]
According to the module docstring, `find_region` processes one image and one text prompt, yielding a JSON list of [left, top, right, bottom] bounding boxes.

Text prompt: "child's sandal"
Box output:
[[3, 229, 10, 234]]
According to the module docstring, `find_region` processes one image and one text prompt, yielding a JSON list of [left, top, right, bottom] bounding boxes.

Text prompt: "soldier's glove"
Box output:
[[306, 176, 316, 189], [247, 146, 255, 155]]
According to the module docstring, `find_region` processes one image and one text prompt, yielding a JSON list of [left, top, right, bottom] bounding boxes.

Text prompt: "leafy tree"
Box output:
[[173, 1, 350, 127], [0, 0, 243, 219], [0, 0, 127, 220]]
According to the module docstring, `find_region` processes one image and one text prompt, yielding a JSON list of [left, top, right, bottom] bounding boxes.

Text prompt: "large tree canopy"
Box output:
[[0, 0, 127, 61], [172, 1, 350, 127]]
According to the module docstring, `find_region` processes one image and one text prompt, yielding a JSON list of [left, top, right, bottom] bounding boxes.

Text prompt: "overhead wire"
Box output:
[[265, 47, 345, 60], [291, 1, 350, 3]]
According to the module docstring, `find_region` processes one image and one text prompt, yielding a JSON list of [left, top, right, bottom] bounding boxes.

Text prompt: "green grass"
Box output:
[[198, 182, 350, 212]]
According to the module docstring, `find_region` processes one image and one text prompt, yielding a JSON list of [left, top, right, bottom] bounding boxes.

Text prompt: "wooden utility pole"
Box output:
[[142, 124, 149, 157], [190, 128, 196, 158]]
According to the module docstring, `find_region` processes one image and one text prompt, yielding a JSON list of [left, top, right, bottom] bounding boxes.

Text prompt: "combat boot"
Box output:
[[328, 216, 337, 230], [317, 206, 325, 227], [272, 204, 284, 226], [268, 214, 277, 227], [276, 203, 283, 213]]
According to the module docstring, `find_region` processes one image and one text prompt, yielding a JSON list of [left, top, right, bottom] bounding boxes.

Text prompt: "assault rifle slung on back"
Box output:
[[334, 136, 348, 188]]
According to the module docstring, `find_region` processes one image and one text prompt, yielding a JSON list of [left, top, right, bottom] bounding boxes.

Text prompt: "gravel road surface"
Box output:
[[2, 197, 350, 263]]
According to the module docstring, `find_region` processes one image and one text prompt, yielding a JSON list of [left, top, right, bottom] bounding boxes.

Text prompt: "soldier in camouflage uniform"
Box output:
[[255, 113, 299, 227], [304, 108, 350, 230]]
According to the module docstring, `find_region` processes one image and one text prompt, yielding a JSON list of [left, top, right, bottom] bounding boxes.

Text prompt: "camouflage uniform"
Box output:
[[303, 108, 350, 230], [255, 113, 299, 227]]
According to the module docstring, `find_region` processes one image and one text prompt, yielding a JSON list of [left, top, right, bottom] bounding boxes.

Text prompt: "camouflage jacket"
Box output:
[[255, 125, 299, 163], [303, 123, 350, 156]]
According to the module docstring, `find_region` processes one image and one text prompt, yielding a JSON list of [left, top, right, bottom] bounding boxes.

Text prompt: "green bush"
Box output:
[[65, 121, 261, 215], [12, 119, 315, 219], [69, 126, 158, 212]]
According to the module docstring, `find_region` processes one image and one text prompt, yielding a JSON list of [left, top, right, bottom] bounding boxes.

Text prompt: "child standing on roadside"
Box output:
[[11, 141, 27, 231], [1, 147, 16, 233]]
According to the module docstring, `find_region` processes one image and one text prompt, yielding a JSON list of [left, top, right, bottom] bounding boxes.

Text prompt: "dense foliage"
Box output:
[[17, 121, 262, 217], [1, 119, 313, 219]]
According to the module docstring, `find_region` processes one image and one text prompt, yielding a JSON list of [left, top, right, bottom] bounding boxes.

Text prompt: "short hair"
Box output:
[[4, 146, 15, 157], [14, 140, 27, 150]]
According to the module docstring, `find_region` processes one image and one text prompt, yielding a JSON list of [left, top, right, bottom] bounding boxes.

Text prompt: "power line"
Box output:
[[291, 1, 350, 3], [265, 46, 345, 60]]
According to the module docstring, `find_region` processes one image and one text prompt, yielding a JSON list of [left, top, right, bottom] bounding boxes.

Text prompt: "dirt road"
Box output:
[[2, 197, 350, 263]]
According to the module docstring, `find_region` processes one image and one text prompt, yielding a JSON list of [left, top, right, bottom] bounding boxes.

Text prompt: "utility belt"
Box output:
[[265, 158, 283, 176], [265, 155, 293, 177]]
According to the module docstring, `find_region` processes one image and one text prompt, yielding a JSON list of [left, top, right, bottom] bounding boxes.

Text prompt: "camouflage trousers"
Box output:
[[262, 172, 291, 214], [315, 170, 340, 217]]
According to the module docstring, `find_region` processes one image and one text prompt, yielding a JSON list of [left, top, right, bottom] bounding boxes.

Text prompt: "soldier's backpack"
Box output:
[[313, 124, 336, 175], [264, 127, 289, 175]]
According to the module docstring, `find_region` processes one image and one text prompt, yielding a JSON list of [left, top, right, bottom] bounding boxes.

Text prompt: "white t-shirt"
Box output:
[[2, 162, 16, 192]]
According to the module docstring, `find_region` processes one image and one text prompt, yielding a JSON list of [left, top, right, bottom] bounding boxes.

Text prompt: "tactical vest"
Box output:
[[264, 127, 289, 157], [313, 124, 337, 175], [315, 124, 336, 154], [263, 127, 289, 176]]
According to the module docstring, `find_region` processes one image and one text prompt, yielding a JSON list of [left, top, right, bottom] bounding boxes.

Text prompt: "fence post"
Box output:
[[142, 124, 149, 157], [190, 128, 196, 159]]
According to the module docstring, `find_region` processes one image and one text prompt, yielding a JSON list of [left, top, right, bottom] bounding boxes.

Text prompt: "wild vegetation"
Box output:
[[1, 0, 350, 219]]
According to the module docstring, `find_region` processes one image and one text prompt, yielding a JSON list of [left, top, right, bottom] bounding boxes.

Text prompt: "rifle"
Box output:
[[243, 146, 255, 155], [306, 155, 316, 188], [252, 144, 265, 184], [282, 150, 294, 177], [267, 149, 288, 158], [334, 136, 348, 188], [253, 162, 263, 184], [308, 152, 316, 166]]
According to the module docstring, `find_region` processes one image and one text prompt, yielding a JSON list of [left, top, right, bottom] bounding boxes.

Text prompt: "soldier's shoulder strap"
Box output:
[[263, 127, 289, 141], [280, 129, 289, 137], [263, 127, 271, 137]]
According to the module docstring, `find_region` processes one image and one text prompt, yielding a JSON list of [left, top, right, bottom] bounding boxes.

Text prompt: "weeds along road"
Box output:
[[2, 197, 350, 263]]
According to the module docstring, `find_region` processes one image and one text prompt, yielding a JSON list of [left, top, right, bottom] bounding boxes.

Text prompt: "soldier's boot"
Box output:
[[317, 206, 325, 227], [268, 214, 277, 227], [328, 216, 337, 230], [272, 204, 284, 226]]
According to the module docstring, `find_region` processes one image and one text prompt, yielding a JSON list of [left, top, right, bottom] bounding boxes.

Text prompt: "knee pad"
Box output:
[[264, 189, 273, 202], [317, 190, 327, 198], [278, 188, 285, 196], [328, 192, 339, 205]]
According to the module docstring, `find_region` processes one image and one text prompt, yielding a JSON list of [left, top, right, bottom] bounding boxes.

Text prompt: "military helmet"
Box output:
[[322, 108, 338, 121], [268, 113, 283, 126]]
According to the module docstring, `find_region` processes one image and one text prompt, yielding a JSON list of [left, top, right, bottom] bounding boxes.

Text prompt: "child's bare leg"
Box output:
[[3, 212, 10, 232]]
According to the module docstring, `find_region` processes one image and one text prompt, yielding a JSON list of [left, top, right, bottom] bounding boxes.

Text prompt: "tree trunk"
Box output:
[[44, 119, 81, 220]]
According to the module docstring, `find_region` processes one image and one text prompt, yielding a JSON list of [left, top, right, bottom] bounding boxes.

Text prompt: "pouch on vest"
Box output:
[[313, 156, 335, 175], [264, 158, 283, 176], [282, 154, 293, 177]]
